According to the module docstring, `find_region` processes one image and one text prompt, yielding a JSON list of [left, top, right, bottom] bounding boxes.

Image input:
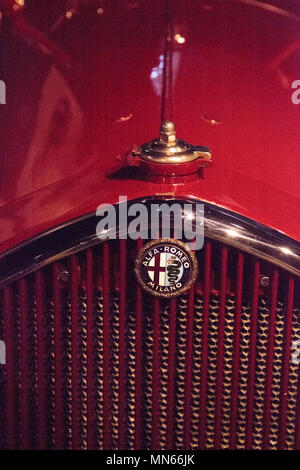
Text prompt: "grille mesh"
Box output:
[[0, 238, 299, 450]]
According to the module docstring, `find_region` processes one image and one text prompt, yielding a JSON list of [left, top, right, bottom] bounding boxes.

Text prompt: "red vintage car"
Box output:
[[0, 0, 299, 451]]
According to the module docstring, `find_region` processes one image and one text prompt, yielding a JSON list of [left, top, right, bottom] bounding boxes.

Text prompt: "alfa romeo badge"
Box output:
[[134, 239, 198, 298]]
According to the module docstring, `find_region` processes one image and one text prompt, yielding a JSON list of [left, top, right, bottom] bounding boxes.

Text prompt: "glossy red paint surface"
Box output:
[[0, 0, 299, 253]]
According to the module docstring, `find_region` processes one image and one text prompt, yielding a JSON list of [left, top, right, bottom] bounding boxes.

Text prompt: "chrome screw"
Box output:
[[59, 269, 70, 282], [260, 275, 271, 287]]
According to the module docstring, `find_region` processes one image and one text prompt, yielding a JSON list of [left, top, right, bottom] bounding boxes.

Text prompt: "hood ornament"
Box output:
[[135, 121, 211, 165], [129, 121, 212, 182]]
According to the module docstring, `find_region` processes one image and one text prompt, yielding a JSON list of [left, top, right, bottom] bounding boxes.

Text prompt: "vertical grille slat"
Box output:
[[118, 239, 127, 450], [269, 298, 285, 447], [263, 269, 279, 449], [19, 279, 30, 449], [4, 287, 15, 449], [198, 240, 212, 449], [245, 259, 260, 449], [214, 246, 228, 449], [134, 239, 143, 450], [127, 303, 136, 449], [52, 263, 64, 449], [190, 295, 202, 449], [144, 299, 153, 448], [166, 298, 176, 450], [175, 297, 188, 449], [159, 301, 169, 449], [86, 249, 95, 450], [111, 293, 120, 449], [229, 252, 244, 449], [94, 288, 104, 449], [151, 298, 161, 449], [278, 276, 295, 449], [70, 256, 80, 449], [79, 277, 88, 449], [35, 271, 47, 450], [0, 238, 299, 450], [183, 285, 195, 449], [102, 242, 111, 450]]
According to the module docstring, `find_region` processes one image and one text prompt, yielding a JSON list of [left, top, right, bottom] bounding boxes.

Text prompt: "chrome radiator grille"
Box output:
[[0, 238, 299, 450]]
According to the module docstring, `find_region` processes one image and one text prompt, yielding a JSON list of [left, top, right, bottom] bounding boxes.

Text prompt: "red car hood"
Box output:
[[0, 0, 299, 253]]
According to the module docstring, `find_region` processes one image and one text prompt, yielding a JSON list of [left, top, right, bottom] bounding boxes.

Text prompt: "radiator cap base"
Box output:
[[133, 121, 212, 181]]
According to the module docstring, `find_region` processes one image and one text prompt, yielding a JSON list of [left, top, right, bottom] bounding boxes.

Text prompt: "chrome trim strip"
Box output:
[[0, 197, 299, 286]]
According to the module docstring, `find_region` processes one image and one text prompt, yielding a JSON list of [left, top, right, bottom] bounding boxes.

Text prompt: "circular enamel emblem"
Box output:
[[134, 239, 198, 298]]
